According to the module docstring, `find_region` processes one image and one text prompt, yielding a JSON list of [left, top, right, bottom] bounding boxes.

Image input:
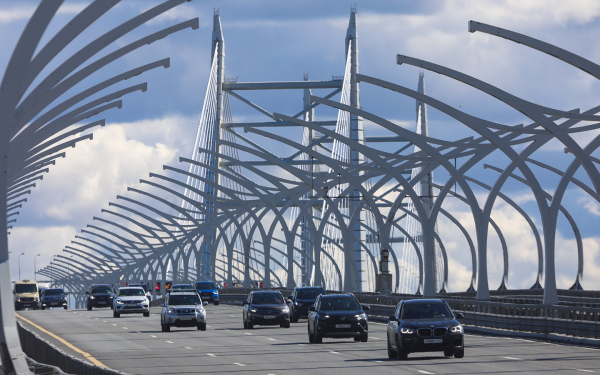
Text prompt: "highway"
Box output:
[[17, 304, 600, 374]]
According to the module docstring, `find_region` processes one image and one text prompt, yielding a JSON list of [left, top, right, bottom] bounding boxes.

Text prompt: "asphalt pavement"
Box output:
[[17, 304, 600, 374]]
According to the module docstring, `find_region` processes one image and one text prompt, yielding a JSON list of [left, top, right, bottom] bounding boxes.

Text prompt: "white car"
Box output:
[[113, 287, 149, 318], [161, 291, 208, 332]]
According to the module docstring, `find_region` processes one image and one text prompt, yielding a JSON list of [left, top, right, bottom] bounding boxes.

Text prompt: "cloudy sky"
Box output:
[[3, 0, 600, 293]]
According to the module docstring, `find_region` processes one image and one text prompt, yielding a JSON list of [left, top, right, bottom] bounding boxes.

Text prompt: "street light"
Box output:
[[17, 253, 25, 281], [51, 255, 58, 287], [34, 254, 40, 281]]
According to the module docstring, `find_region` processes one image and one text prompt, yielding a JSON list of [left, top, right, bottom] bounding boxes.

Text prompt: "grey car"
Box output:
[[161, 291, 208, 332]]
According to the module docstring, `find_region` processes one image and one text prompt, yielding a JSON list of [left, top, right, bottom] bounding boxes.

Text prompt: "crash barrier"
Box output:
[[17, 321, 130, 375]]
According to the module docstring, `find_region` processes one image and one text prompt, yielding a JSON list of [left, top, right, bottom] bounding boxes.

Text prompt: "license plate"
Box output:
[[336, 324, 351, 329], [98, 302, 107, 304], [264, 315, 276, 319], [51, 303, 59, 306], [424, 338, 443, 344], [180, 317, 193, 320]]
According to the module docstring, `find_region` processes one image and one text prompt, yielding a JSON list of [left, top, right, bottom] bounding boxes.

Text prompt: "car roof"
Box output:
[[403, 299, 445, 304], [296, 286, 324, 290], [321, 294, 355, 299], [90, 284, 109, 287], [119, 286, 144, 290], [172, 284, 193, 287], [169, 291, 198, 296], [45, 288, 64, 291], [251, 290, 281, 294]]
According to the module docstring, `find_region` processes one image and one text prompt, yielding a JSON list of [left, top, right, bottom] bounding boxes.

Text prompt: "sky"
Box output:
[[3, 0, 600, 293]]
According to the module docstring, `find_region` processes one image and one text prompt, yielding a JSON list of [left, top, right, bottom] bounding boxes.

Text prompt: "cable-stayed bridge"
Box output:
[[3, 2, 600, 372]]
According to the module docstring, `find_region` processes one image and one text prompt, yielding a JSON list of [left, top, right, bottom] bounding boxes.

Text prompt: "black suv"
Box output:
[[40, 288, 68, 310], [287, 286, 325, 322], [86, 284, 114, 310], [387, 299, 464, 360], [243, 290, 290, 329], [308, 294, 369, 343]]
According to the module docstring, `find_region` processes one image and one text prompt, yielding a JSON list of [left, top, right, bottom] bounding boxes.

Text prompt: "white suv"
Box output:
[[161, 291, 207, 332], [113, 287, 149, 318]]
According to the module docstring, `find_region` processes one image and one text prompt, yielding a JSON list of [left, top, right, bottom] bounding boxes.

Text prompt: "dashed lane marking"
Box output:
[[16, 313, 107, 368], [150, 335, 157, 338], [102, 321, 107, 323], [245, 332, 253, 335], [503, 357, 522, 360], [112, 324, 117, 326], [122, 327, 128, 329], [166, 341, 173, 344], [185, 347, 193, 350], [329, 351, 340, 354], [233, 363, 245, 367], [268, 338, 276, 341], [417, 371, 435, 375], [577, 370, 595, 373], [207, 354, 216, 357]]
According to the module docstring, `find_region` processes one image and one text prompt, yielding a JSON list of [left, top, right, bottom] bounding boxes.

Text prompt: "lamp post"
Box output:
[[51, 255, 58, 287], [34, 254, 40, 281], [18, 252, 25, 281]]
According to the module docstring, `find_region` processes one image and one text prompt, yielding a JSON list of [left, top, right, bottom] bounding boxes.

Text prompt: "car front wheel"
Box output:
[[387, 335, 397, 359], [197, 323, 206, 331], [396, 336, 408, 360], [454, 349, 464, 358], [113, 311, 120, 318]]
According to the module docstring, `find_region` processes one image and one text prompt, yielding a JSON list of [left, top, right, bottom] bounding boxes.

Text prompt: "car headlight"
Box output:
[[318, 314, 329, 319], [196, 308, 204, 313], [34, 297, 39, 301], [355, 313, 367, 320], [450, 325, 463, 333], [90, 296, 95, 300], [400, 328, 414, 334], [168, 308, 176, 314], [17, 299, 21, 302], [281, 306, 289, 313], [116, 299, 124, 304], [213, 291, 218, 294], [295, 301, 303, 306], [250, 308, 257, 313]]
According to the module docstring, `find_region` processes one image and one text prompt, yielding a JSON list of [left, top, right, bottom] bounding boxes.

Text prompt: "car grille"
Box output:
[[256, 309, 279, 314], [21, 298, 34, 302], [434, 328, 447, 336], [200, 292, 213, 297], [93, 295, 111, 300], [417, 328, 432, 337], [176, 309, 194, 314], [123, 305, 140, 309]]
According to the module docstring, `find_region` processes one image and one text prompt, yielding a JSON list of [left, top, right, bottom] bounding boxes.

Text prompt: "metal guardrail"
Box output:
[[17, 321, 130, 375]]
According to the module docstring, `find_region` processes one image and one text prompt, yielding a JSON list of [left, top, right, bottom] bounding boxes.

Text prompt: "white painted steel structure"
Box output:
[[3, 6, 600, 374]]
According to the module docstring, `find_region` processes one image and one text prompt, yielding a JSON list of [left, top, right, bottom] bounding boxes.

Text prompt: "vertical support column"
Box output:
[[416, 73, 437, 297], [302, 73, 314, 287], [345, 7, 366, 293], [202, 10, 226, 282]]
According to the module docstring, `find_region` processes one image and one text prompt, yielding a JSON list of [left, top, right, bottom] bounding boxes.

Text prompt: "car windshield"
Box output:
[[118, 288, 145, 297], [319, 297, 360, 311], [90, 286, 112, 294], [44, 289, 64, 296], [130, 284, 149, 293], [401, 302, 452, 320], [196, 282, 216, 289], [296, 288, 324, 300], [251, 293, 283, 305], [169, 294, 200, 305], [15, 284, 37, 294]]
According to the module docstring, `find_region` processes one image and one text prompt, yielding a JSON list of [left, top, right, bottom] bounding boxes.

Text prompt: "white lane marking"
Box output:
[[166, 341, 173, 343], [417, 371, 435, 375], [122, 327, 128, 329], [207, 354, 216, 357], [329, 350, 340, 354], [581, 347, 600, 351], [112, 324, 117, 326], [298, 344, 305, 346], [371, 337, 382, 340], [229, 315, 236, 317], [577, 370, 595, 373], [503, 356, 522, 360], [150, 335, 156, 338], [268, 338, 276, 341], [207, 325, 211, 327], [94, 318, 98, 319], [233, 363, 245, 367], [102, 321, 107, 323], [86, 316, 90, 317], [245, 332, 253, 335], [185, 347, 193, 350], [520, 339, 535, 342]]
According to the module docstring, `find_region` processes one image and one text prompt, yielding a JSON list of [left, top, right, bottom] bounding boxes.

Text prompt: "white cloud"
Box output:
[[578, 195, 600, 216]]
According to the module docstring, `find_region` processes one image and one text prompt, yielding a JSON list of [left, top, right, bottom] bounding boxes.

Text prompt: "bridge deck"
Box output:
[[17, 305, 600, 374]]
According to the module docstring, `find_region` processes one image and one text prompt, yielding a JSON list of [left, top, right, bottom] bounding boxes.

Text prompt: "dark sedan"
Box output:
[[287, 286, 325, 322], [243, 290, 290, 329], [308, 294, 369, 343], [387, 299, 464, 360], [86, 284, 114, 310], [40, 288, 68, 310]]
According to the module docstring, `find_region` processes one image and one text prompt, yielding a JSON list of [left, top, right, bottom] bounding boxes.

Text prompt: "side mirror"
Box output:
[[455, 312, 464, 319], [388, 315, 397, 322], [203, 301, 208, 306], [85, 291, 90, 294], [286, 299, 292, 304], [159, 303, 165, 307], [362, 305, 370, 311], [243, 301, 249, 305], [65, 293, 69, 296], [308, 306, 315, 312]]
